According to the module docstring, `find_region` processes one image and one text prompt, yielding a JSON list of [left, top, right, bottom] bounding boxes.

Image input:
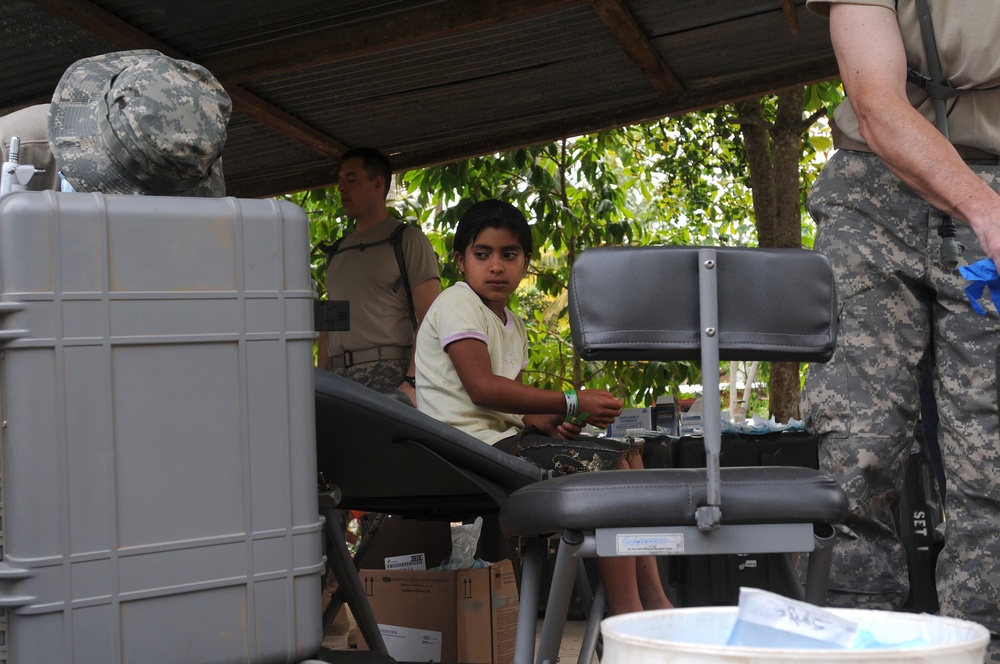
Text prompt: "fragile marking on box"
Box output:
[[616, 533, 684, 555]]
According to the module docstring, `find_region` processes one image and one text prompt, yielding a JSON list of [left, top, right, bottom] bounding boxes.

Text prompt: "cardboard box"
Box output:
[[457, 561, 519, 664], [605, 406, 655, 437], [362, 515, 453, 570], [361, 559, 519, 663]]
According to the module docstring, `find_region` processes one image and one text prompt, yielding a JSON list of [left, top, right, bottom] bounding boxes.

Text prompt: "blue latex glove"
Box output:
[[958, 259, 1000, 315]]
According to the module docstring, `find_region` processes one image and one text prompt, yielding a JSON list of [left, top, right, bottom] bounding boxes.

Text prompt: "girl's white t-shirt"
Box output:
[[415, 282, 529, 445]]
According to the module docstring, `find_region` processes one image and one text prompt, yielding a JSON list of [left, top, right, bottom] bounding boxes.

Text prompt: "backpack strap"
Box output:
[[906, 0, 1000, 137], [386, 223, 418, 331], [320, 222, 418, 331], [907, 0, 968, 268], [910, 0, 951, 137], [317, 236, 345, 270]]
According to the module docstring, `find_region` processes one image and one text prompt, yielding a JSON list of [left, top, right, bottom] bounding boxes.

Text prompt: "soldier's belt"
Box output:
[[329, 345, 411, 369]]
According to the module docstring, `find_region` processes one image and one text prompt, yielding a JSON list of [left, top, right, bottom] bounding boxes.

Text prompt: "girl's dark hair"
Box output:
[[453, 200, 532, 257]]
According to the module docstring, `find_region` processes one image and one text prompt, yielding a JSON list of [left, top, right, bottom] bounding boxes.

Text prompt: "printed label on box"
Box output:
[[616, 533, 685, 555], [385, 553, 427, 570], [606, 407, 655, 437], [378, 623, 443, 662]]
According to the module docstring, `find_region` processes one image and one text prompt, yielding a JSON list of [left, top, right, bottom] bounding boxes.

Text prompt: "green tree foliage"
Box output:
[[728, 82, 842, 420], [397, 127, 728, 407], [290, 82, 843, 416]]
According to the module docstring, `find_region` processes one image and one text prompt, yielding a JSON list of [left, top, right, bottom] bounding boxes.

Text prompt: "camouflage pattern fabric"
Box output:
[[494, 428, 643, 475], [49, 49, 230, 196], [332, 358, 410, 394], [803, 149, 1000, 657]]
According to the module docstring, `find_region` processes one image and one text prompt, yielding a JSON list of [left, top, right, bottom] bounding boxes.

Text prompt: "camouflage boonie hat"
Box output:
[[48, 49, 231, 196]]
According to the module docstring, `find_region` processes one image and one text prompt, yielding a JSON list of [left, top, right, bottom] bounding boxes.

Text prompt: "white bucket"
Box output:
[[601, 607, 989, 664]]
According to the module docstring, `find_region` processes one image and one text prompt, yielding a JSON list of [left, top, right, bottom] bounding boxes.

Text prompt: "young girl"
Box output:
[[415, 199, 672, 615]]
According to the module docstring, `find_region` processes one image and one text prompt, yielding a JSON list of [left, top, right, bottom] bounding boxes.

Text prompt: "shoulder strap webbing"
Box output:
[[911, 0, 950, 137], [388, 224, 418, 331], [321, 222, 418, 330], [907, 0, 1000, 137]]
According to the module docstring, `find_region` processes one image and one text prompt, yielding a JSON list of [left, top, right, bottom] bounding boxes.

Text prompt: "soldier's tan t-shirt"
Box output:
[[324, 217, 439, 359], [808, 0, 1000, 154]]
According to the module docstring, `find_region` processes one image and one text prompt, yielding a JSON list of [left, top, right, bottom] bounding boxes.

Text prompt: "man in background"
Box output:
[[318, 147, 440, 405]]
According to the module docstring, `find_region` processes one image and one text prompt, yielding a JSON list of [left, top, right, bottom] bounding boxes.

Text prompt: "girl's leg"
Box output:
[[498, 432, 674, 613], [636, 557, 673, 610], [602, 452, 673, 615], [598, 557, 644, 615], [626, 452, 674, 611]]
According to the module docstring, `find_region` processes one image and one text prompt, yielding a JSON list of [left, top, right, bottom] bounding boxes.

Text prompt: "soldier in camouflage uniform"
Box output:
[[805, 1, 1000, 658], [48, 49, 231, 197]]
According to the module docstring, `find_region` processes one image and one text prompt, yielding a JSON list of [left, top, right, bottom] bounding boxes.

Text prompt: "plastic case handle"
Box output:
[[0, 561, 37, 608], [0, 300, 28, 344]]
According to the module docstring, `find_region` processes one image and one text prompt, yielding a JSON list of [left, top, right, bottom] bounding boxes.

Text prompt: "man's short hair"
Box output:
[[339, 147, 392, 200]]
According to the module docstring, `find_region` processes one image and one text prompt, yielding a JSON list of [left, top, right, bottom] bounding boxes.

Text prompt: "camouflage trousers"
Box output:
[[331, 358, 409, 393], [802, 150, 1000, 652]]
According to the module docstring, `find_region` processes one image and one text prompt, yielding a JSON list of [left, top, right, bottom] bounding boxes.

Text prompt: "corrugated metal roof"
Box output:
[[2, 0, 837, 197]]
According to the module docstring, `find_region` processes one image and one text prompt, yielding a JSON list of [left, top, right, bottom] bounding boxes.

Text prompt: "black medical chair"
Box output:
[[499, 246, 850, 664], [314, 369, 547, 655]]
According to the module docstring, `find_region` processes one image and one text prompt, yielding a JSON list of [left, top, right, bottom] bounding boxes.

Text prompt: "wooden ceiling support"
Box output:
[[781, 0, 801, 35], [201, 0, 583, 85], [589, 0, 684, 95]]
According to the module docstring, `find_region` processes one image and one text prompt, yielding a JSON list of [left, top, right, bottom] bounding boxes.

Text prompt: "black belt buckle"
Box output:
[[343, 350, 354, 367]]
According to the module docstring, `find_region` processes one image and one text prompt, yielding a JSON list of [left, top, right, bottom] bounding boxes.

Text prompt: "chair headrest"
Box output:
[[569, 246, 837, 363]]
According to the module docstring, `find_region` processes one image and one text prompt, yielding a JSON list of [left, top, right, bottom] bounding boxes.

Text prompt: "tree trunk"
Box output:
[[734, 88, 815, 423]]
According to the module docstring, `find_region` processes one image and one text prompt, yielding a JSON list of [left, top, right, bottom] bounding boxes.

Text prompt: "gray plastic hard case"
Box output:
[[0, 192, 323, 664]]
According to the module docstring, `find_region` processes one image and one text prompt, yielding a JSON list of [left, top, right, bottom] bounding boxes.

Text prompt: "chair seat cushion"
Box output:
[[498, 466, 848, 537]]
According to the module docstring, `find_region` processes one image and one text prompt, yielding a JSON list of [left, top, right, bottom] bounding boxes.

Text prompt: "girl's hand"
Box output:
[[532, 414, 582, 440], [577, 389, 622, 428], [552, 420, 582, 440]]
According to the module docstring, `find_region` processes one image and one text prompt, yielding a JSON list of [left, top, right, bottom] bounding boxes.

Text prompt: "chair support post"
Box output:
[[513, 538, 545, 664], [319, 496, 388, 654], [804, 524, 837, 605], [536, 531, 592, 664], [577, 582, 605, 664], [697, 248, 723, 530]]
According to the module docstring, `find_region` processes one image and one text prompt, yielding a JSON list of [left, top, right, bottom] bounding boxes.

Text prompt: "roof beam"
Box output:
[[201, 0, 583, 85], [781, 0, 801, 35], [398, 63, 838, 174], [30, 0, 159, 51], [228, 59, 839, 198], [30, 0, 348, 159], [588, 0, 684, 95]]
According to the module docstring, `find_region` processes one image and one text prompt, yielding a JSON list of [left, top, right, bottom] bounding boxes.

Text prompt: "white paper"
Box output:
[[732, 588, 858, 647], [383, 552, 427, 570]]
